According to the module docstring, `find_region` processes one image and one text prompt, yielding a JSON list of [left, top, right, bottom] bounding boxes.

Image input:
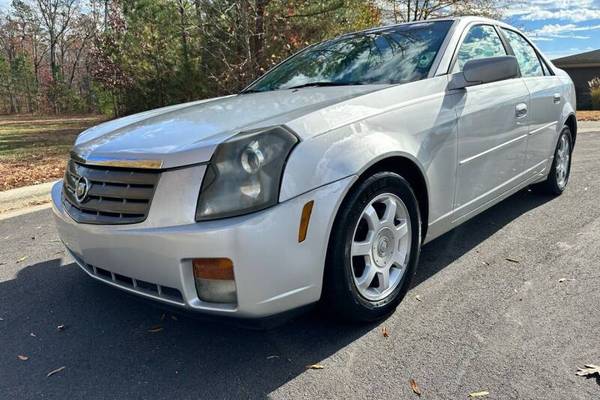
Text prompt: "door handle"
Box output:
[[515, 103, 528, 118], [553, 93, 561, 104]]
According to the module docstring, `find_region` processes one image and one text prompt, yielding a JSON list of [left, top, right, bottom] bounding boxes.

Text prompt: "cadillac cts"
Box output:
[[52, 17, 577, 322]]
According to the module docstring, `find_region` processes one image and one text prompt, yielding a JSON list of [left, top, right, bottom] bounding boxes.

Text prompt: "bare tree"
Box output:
[[34, 0, 77, 83], [385, 0, 509, 22]]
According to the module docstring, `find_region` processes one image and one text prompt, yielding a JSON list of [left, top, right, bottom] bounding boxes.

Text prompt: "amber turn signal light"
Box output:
[[298, 200, 314, 243], [192, 258, 234, 280]]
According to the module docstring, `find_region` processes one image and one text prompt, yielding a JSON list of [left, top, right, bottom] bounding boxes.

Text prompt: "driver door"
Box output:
[[451, 24, 530, 221]]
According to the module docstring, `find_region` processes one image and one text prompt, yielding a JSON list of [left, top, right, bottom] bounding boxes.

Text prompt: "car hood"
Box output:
[[73, 86, 383, 169]]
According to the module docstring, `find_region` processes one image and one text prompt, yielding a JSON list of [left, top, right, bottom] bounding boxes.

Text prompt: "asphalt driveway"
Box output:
[[1, 131, 599, 399]]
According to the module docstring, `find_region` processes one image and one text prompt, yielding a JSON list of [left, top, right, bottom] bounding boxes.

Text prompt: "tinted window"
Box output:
[[246, 21, 453, 92], [502, 29, 544, 77], [453, 25, 506, 73]]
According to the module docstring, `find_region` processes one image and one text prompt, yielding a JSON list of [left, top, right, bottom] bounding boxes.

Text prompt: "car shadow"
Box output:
[[1, 189, 554, 399]]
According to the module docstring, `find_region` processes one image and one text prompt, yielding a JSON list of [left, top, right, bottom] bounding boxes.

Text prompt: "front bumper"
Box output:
[[52, 164, 354, 318]]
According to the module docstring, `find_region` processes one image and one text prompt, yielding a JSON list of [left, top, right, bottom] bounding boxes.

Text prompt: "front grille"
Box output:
[[62, 159, 160, 225]]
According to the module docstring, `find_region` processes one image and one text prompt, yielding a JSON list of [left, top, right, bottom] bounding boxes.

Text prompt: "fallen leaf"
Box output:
[[576, 364, 600, 377], [266, 355, 279, 360], [147, 325, 163, 333], [47, 366, 65, 377], [381, 326, 389, 338], [57, 324, 65, 331], [505, 258, 520, 264], [16, 256, 28, 263], [482, 261, 489, 266], [415, 295, 422, 302], [469, 391, 489, 398], [30, 332, 36, 337], [17, 355, 29, 361], [306, 364, 324, 370], [409, 378, 421, 396]]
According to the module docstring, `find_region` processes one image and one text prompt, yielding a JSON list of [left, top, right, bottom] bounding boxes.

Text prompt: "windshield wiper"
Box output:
[[239, 81, 364, 95], [238, 88, 266, 95], [285, 81, 365, 90]]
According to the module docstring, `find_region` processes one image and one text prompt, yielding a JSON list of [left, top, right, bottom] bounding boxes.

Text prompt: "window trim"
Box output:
[[447, 23, 512, 75]]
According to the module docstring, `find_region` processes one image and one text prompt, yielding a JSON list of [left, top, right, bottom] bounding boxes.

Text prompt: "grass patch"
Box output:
[[0, 115, 106, 191]]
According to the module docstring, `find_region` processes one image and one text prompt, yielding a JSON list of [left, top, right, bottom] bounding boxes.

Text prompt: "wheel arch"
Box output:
[[339, 154, 430, 242], [564, 113, 577, 146]]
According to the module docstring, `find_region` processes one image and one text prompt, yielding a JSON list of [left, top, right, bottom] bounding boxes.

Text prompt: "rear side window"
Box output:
[[501, 29, 544, 77], [453, 25, 507, 73]]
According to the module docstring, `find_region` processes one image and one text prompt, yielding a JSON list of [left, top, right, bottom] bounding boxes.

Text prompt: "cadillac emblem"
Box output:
[[75, 176, 91, 203]]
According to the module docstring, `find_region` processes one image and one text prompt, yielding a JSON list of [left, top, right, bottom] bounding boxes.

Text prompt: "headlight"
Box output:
[[195, 126, 298, 220]]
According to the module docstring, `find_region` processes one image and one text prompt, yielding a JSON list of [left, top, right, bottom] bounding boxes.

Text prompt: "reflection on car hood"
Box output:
[[73, 86, 383, 168]]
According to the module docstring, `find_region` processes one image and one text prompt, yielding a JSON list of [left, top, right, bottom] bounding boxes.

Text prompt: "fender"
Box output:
[[280, 76, 459, 230]]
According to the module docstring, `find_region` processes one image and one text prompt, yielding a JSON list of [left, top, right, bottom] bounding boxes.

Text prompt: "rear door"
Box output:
[[500, 28, 563, 171], [451, 24, 530, 220]]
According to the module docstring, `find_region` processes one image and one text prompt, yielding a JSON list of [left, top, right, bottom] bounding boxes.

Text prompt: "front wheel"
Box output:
[[322, 172, 421, 322], [533, 126, 573, 195]]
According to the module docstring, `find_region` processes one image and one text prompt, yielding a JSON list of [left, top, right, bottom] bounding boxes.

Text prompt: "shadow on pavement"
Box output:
[[0, 189, 554, 399]]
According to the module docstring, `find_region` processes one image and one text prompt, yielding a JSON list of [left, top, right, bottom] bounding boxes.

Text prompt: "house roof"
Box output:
[[553, 49, 600, 67]]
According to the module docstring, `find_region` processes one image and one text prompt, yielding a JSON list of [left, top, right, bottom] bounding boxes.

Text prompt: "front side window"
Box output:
[[453, 25, 507, 73], [245, 21, 453, 93], [501, 29, 544, 77]]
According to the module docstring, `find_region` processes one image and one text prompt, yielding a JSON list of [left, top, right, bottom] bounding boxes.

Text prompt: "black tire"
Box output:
[[322, 171, 421, 322], [532, 126, 573, 195]]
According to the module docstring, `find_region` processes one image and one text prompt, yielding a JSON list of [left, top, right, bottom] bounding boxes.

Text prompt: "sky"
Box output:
[[0, 0, 598, 60], [505, 0, 600, 59]]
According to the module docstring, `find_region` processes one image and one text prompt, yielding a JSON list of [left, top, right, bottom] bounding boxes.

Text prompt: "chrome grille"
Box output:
[[62, 159, 160, 225]]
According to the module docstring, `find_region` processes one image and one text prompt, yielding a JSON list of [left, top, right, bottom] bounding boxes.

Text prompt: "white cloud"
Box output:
[[530, 23, 600, 40], [507, 0, 600, 22]]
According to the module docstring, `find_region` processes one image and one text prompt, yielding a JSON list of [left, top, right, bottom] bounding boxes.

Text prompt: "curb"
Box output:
[[0, 180, 58, 214]]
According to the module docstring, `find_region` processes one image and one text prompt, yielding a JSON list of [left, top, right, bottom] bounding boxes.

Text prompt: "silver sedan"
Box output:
[[52, 16, 576, 322]]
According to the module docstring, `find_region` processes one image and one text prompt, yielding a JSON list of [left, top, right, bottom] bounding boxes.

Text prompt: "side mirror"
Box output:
[[449, 56, 519, 90]]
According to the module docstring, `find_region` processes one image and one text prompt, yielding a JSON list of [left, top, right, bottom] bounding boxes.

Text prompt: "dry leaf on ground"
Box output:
[[576, 364, 600, 377], [381, 326, 389, 338], [505, 258, 520, 264], [468, 391, 489, 398], [415, 295, 422, 302], [46, 366, 65, 377], [409, 378, 421, 396], [147, 325, 163, 333], [57, 324, 65, 331], [16, 256, 28, 263], [306, 364, 324, 370], [17, 355, 29, 361]]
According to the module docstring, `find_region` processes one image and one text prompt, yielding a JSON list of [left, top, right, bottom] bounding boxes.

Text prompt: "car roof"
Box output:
[[348, 16, 516, 36]]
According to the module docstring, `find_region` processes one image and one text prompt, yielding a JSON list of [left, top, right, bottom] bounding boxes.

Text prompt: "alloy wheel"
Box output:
[[350, 193, 412, 301]]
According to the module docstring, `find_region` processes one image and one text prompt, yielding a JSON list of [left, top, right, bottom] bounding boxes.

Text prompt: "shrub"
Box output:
[[589, 77, 600, 110]]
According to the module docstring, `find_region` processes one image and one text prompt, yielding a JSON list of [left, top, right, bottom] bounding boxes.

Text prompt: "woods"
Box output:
[[0, 0, 506, 117]]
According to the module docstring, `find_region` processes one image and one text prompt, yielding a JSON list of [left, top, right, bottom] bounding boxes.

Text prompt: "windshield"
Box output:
[[245, 21, 453, 93]]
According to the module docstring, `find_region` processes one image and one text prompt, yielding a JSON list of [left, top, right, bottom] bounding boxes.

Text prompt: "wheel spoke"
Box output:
[[377, 269, 390, 291], [356, 263, 376, 290], [363, 204, 380, 230], [381, 198, 397, 225], [395, 221, 409, 240], [351, 239, 372, 257]]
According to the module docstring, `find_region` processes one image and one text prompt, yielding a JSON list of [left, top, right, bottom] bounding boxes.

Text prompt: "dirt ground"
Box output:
[[577, 110, 600, 121]]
